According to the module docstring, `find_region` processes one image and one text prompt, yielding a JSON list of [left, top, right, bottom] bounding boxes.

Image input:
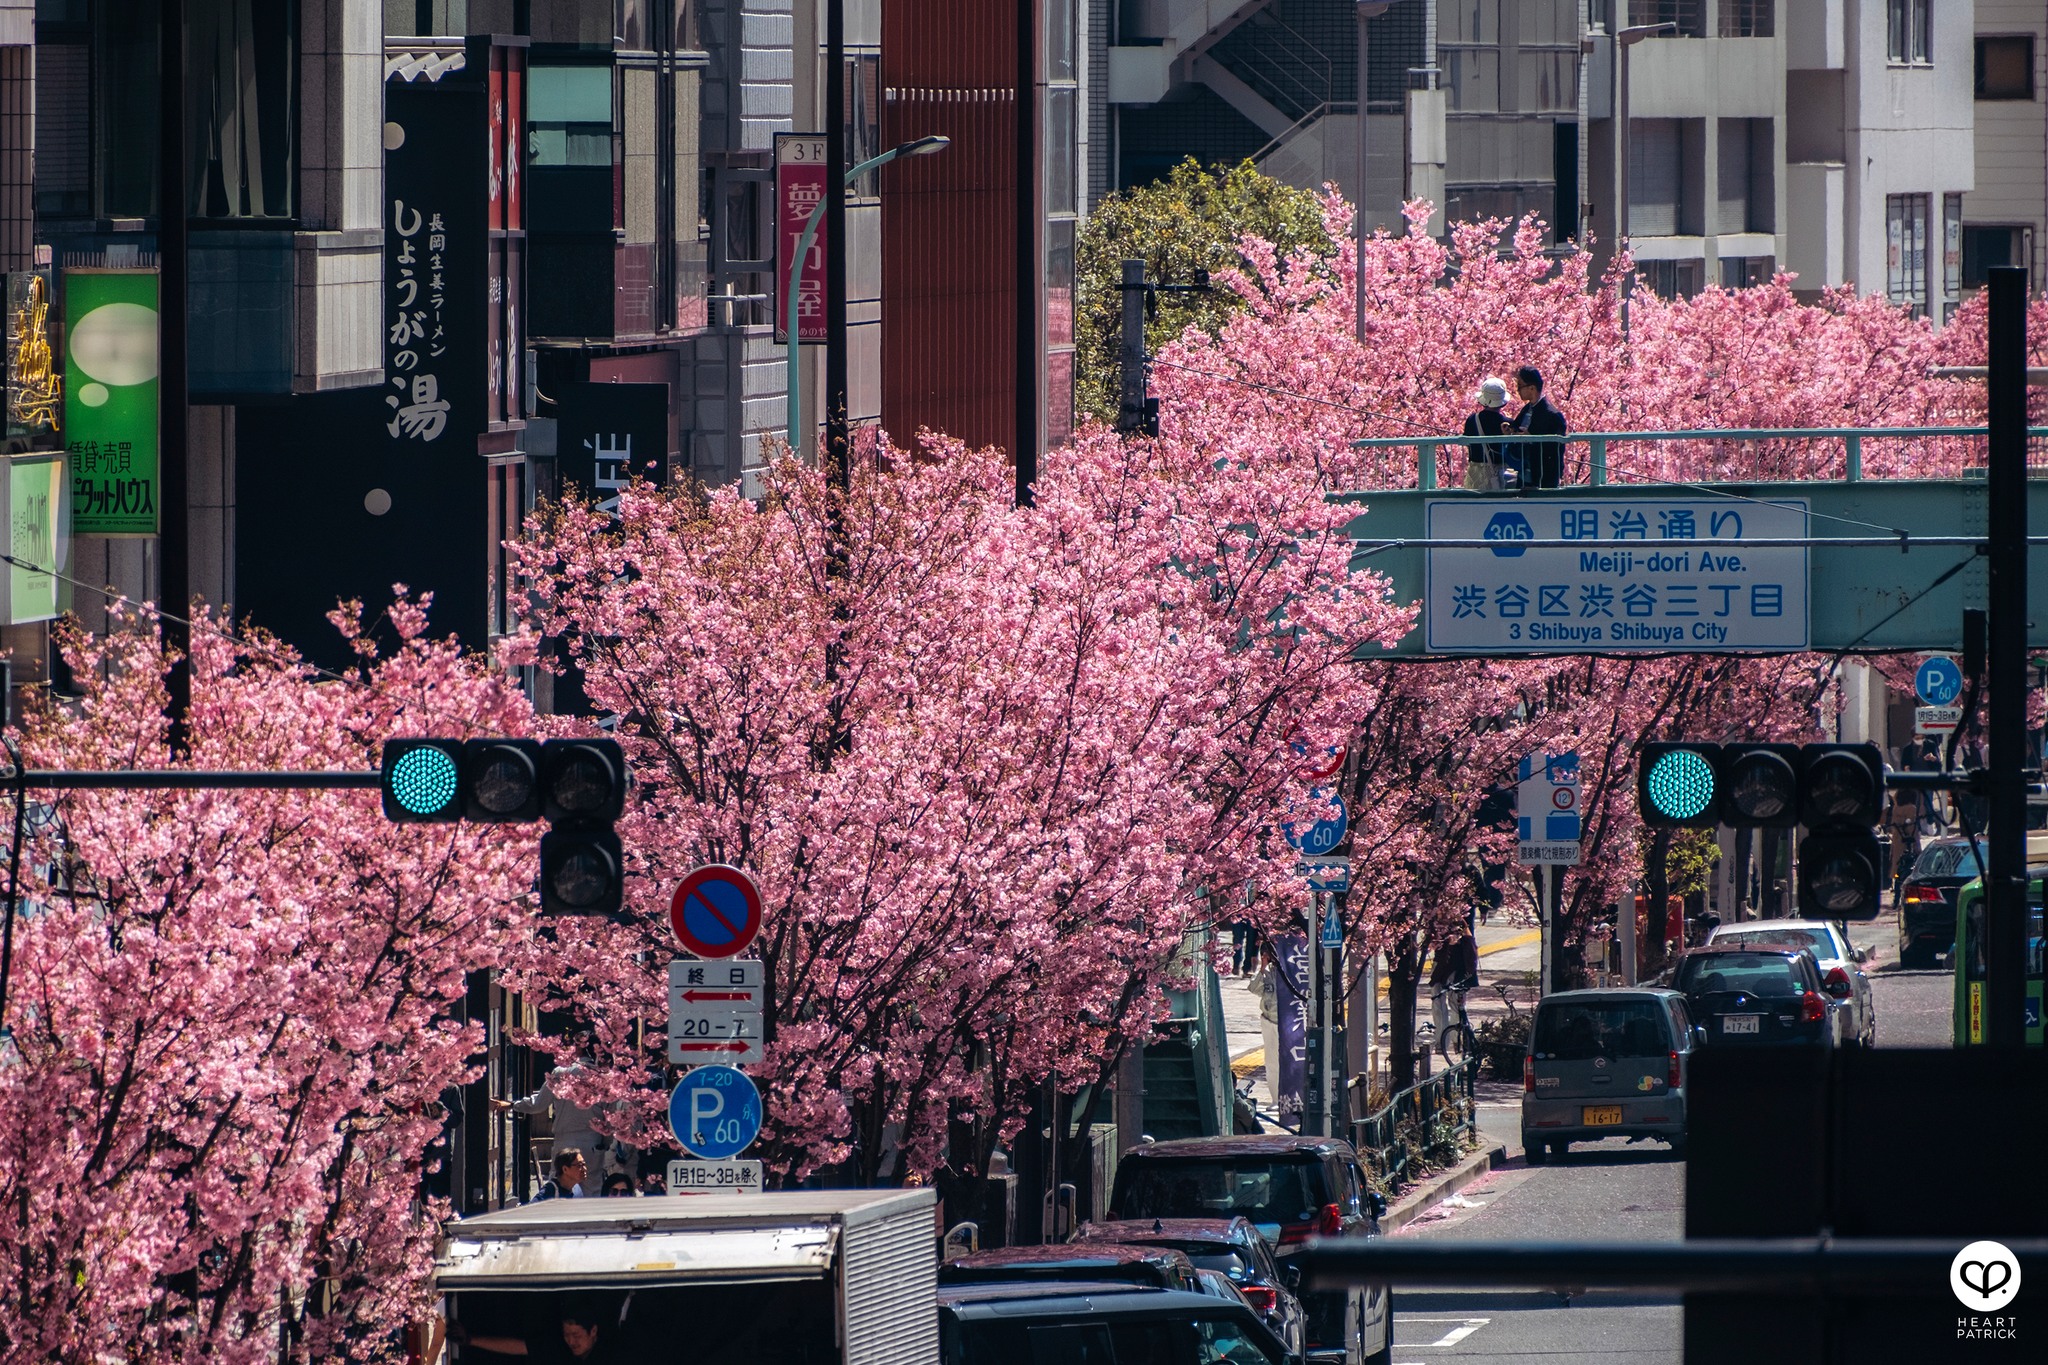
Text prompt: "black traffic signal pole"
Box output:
[[1986, 267, 2029, 1049]]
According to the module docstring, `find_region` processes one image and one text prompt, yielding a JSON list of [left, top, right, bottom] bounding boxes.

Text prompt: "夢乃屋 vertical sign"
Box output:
[[62, 270, 160, 537]]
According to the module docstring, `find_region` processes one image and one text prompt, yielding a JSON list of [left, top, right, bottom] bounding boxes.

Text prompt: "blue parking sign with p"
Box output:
[[1915, 656, 1963, 707], [669, 1066, 763, 1160]]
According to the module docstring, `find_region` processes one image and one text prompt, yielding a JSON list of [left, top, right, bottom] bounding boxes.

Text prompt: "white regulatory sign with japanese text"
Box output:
[[667, 1159, 764, 1194], [1423, 498, 1810, 654]]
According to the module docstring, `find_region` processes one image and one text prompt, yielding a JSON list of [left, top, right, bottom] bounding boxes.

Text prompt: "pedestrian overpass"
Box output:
[[1340, 426, 2048, 657]]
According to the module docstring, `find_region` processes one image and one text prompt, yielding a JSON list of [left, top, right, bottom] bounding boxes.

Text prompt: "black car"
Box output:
[[1896, 836, 1988, 967], [1075, 1217, 1307, 1359], [1105, 1135, 1388, 1365], [1675, 945, 1842, 1048], [939, 1282, 1300, 1364], [940, 1243, 1203, 1294]]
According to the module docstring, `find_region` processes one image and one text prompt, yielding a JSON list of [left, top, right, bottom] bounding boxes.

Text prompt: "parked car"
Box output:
[[939, 1242, 1203, 1294], [1075, 1217, 1306, 1359], [1706, 917, 1876, 1046], [1522, 987, 1696, 1162], [1104, 1135, 1388, 1365], [1675, 945, 1845, 1049], [938, 1282, 1300, 1364], [1894, 837, 1987, 967]]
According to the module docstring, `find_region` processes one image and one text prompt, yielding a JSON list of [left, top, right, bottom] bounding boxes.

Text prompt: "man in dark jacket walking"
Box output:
[[1511, 365, 1568, 489]]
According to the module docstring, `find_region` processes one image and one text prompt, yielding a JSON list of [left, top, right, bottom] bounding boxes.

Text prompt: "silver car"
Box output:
[[1705, 918, 1876, 1047]]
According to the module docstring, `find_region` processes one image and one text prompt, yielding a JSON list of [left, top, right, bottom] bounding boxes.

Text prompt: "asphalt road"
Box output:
[[1392, 1143, 1684, 1365], [1388, 928, 1955, 1364]]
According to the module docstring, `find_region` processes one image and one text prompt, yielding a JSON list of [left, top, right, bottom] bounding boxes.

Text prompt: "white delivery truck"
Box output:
[[431, 1188, 937, 1365]]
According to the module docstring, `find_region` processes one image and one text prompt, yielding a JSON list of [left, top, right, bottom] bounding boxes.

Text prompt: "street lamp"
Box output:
[[784, 135, 951, 459], [1354, 1, 1392, 344], [1613, 23, 1676, 252]]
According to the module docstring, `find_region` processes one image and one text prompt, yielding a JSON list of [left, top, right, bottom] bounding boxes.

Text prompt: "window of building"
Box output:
[[1975, 36, 2035, 100], [1961, 225, 2030, 288], [844, 53, 880, 197], [531, 65, 613, 166], [1941, 193, 1962, 323], [1714, 118, 1773, 234], [1640, 258, 1703, 299], [1628, 1, 1704, 39], [1886, 193, 1930, 318], [1888, 0, 1932, 67], [1628, 119, 1693, 237], [188, 0, 296, 219], [1718, 0, 1773, 37], [1719, 256, 1773, 289], [1046, 88, 1076, 217]]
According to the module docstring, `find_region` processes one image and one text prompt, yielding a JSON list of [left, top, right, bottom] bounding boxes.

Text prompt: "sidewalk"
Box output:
[[1221, 915, 1544, 1111]]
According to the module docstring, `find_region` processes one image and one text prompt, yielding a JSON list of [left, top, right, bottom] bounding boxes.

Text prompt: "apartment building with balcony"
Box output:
[[1581, 2, 1787, 296], [1785, 0, 1977, 320], [1964, 1, 2044, 293]]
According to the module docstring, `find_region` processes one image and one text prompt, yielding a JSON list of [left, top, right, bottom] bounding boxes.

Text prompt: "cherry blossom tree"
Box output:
[[506, 426, 1413, 1186], [0, 599, 536, 1363], [1151, 198, 2046, 1068]]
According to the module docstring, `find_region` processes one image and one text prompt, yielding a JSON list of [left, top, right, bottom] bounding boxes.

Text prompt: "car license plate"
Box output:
[[1582, 1106, 1622, 1126], [1722, 1016, 1760, 1035]]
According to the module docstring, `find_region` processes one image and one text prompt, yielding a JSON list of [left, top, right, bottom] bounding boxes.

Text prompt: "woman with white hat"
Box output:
[[1461, 376, 1512, 490]]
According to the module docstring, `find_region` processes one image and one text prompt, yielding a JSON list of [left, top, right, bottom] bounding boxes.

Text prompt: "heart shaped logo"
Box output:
[[1951, 1240, 2022, 1312]]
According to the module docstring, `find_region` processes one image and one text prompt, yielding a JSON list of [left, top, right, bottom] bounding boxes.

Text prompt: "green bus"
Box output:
[[1952, 877, 2047, 1046]]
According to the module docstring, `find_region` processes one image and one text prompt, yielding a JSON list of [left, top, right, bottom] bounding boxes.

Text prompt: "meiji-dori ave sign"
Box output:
[[1424, 498, 1810, 653]]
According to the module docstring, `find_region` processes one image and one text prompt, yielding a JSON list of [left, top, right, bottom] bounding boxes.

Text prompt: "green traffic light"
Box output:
[[389, 745, 460, 817], [1646, 748, 1717, 822]]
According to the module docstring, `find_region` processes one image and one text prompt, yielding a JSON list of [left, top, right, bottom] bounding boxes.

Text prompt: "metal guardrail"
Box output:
[[1299, 1236, 2048, 1294], [1348, 425, 2048, 491], [1349, 1054, 1479, 1191]]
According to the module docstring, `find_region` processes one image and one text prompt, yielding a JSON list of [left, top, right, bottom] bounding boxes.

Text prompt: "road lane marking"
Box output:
[[1400, 1317, 1491, 1348]]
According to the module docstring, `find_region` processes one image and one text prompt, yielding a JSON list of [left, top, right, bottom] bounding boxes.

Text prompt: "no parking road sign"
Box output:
[[669, 1065, 763, 1160], [670, 864, 763, 959]]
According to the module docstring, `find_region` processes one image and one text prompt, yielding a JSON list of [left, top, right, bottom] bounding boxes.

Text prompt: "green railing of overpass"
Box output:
[[1348, 425, 2048, 492]]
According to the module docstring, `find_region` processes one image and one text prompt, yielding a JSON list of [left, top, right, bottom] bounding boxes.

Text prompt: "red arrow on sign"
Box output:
[[671, 1041, 753, 1054], [678, 990, 754, 1003]]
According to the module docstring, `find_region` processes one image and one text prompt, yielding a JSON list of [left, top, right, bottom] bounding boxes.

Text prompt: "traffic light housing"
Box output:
[[1639, 743, 1721, 828], [463, 738, 544, 822], [539, 826, 625, 916], [1797, 743, 1885, 921], [382, 740, 464, 821], [1717, 744, 1802, 828], [381, 736, 631, 916]]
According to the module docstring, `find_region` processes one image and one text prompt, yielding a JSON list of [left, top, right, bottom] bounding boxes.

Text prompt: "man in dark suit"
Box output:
[[1511, 365, 1568, 489]]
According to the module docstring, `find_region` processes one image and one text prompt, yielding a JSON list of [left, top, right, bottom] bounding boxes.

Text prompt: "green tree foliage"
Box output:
[[1075, 159, 1331, 424]]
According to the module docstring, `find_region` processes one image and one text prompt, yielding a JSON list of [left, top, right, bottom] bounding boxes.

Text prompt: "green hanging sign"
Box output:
[[62, 269, 160, 537]]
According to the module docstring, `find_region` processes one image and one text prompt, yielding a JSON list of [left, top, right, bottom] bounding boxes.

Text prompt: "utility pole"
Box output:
[[158, 0, 190, 744], [1985, 266, 2028, 1048], [824, 1, 848, 498]]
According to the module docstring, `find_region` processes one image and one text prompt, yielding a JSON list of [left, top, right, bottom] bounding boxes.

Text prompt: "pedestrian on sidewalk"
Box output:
[[533, 1148, 588, 1202], [1230, 918, 1255, 976]]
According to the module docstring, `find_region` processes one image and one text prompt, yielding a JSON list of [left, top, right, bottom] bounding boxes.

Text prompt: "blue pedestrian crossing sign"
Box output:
[[1915, 655, 1964, 707], [669, 1066, 763, 1160], [1320, 913, 1344, 949]]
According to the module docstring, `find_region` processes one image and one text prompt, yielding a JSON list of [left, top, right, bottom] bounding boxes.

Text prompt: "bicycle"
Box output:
[[1431, 980, 1477, 1060]]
